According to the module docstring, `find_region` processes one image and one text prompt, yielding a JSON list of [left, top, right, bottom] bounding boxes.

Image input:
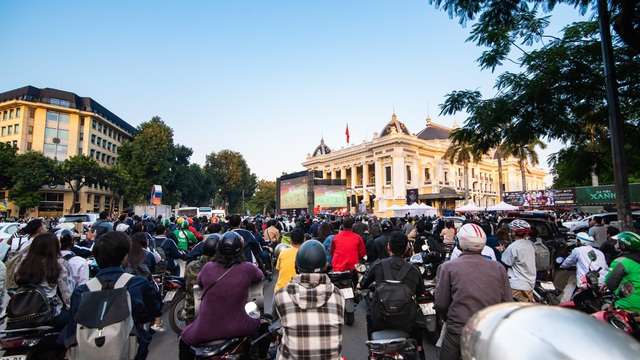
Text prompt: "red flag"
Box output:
[[345, 124, 350, 143]]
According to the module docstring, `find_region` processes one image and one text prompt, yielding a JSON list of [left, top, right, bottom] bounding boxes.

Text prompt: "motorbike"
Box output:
[[0, 325, 61, 360], [366, 329, 420, 360], [189, 302, 278, 360], [557, 250, 603, 313], [327, 270, 360, 326], [153, 274, 187, 334], [533, 280, 562, 305], [592, 282, 640, 339], [409, 253, 442, 344]]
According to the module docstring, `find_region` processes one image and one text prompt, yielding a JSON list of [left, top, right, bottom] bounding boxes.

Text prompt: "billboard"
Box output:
[[575, 183, 640, 205], [503, 189, 576, 207], [313, 185, 347, 210], [279, 176, 308, 209]]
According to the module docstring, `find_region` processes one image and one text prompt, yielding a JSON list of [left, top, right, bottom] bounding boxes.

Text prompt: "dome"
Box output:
[[380, 113, 411, 137], [416, 116, 451, 140], [312, 138, 331, 157]]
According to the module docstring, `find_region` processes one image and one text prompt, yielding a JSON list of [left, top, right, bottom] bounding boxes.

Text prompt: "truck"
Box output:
[[133, 204, 173, 220]]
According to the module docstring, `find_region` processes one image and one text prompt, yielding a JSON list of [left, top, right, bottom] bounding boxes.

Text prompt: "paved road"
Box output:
[[148, 271, 439, 359]]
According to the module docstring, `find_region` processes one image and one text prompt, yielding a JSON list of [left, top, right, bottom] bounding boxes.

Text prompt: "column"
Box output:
[[392, 153, 406, 198], [351, 165, 358, 189], [362, 162, 369, 188]]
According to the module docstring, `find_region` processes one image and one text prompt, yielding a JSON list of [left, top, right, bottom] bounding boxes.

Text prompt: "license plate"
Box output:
[[164, 290, 176, 302], [540, 281, 555, 291], [420, 302, 436, 315], [1, 355, 27, 360], [340, 287, 354, 299]]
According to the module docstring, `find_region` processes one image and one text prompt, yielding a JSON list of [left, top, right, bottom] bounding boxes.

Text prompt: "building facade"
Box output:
[[302, 113, 547, 217], [0, 86, 135, 217]]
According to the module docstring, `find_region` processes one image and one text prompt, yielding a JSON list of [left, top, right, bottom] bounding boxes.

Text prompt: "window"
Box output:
[[406, 166, 411, 183], [28, 126, 33, 135], [90, 149, 95, 157], [92, 119, 97, 129], [79, 133, 83, 141], [95, 151, 101, 160], [14, 125, 18, 134], [102, 139, 106, 148], [112, 145, 117, 153], [108, 128, 112, 137], [12, 140, 17, 148], [385, 166, 391, 185], [91, 135, 96, 144], [101, 153, 105, 162], [29, 109, 35, 118], [59, 113, 70, 123], [87, 194, 92, 203], [97, 123, 102, 131], [9, 110, 14, 118], [444, 172, 448, 182], [107, 155, 111, 163], [107, 142, 112, 151], [15, 108, 20, 117], [424, 168, 430, 180], [1, 127, 5, 136], [7, 126, 12, 135], [50, 98, 70, 107], [97, 136, 101, 145], [26, 142, 32, 150], [2, 111, 6, 120]]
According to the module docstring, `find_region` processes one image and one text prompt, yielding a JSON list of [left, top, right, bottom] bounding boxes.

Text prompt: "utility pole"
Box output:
[[597, 0, 633, 231]]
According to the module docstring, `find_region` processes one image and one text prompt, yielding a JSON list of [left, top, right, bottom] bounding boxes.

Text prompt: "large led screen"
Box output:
[[280, 177, 308, 209], [314, 185, 348, 209]]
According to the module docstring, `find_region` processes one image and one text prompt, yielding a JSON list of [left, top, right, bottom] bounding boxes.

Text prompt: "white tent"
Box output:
[[487, 201, 519, 211], [407, 202, 437, 217], [455, 202, 485, 212]]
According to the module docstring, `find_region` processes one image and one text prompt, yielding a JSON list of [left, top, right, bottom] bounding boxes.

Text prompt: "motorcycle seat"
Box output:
[[370, 329, 410, 341], [191, 337, 243, 357], [0, 326, 54, 334]]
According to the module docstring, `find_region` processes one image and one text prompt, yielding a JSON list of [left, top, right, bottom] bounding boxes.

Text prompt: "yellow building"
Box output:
[[0, 86, 135, 218], [302, 113, 547, 217]]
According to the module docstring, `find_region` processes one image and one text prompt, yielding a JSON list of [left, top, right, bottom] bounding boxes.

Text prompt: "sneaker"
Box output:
[[150, 322, 166, 332]]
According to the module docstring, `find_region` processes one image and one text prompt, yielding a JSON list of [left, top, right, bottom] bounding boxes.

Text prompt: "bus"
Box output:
[[174, 207, 225, 220]]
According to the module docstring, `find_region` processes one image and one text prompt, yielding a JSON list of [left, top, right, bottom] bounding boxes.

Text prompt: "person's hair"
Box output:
[[496, 227, 511, 242], [445, 220, 454, 229], [480, 222, 492, 236], [118, 214, 127, 222], [207, 223, 222, 234], [290, 228, 306, 245], [128, 211, 135, 217], [229, 214, 242, 228], [125, 232, 149, 268], [594, 216, 603, 225], [370, 223, 382, 238], [388, 231, 408, 255], [154, 224, 166, 235], [317, 223, 333, 241], [131, 222, 147, 234], [99, 210, 109, 220], [212, 250, 245, 268], [59, 231, 75, 250], [24, 218, 44, 236], [245, 222, 257, 233], [269, 219, 277, 227], [342, 217, 354, 229], [93, 231, 131, 268], [607, 226, 620, 237], [416, 221, 426, 233], [15, 232, 61, 286]]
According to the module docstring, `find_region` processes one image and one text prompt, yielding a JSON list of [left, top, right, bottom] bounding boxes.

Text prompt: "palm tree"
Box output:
[[444, 139, 482, 204], [502, 139, 547, 192]]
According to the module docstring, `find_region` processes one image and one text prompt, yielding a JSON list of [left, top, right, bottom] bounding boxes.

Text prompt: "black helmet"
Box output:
[[381, 219, 393, 233], [295, 240, 327, 273], [218, 231, 244, 256], [202, 234, 221, 257], [56, 229, 75, 247], [274, 243, 292, 262]]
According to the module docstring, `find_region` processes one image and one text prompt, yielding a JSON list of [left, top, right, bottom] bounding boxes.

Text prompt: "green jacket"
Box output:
[[605, 253, 640, 312], [174, 229, 198, 251]]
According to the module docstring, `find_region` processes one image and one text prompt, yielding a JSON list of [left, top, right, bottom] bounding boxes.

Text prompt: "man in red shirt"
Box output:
[[330, 217, 366, 271]]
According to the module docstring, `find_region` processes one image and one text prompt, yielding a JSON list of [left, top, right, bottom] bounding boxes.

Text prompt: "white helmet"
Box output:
[[576, 232, 594, 245], [458, 223, 487, 252]]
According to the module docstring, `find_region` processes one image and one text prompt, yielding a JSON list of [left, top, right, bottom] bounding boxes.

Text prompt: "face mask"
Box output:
[[615, 242, 620, 252]]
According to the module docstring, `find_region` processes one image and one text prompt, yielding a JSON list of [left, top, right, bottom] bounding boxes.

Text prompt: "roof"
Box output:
[[415, 117, 451, 140], [379, 113, 411, 137], [312, 138, 331, 157], [0, 85, 136, 135]]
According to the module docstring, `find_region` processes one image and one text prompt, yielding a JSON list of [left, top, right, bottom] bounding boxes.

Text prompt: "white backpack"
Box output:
[[69, 273, 137, 360]]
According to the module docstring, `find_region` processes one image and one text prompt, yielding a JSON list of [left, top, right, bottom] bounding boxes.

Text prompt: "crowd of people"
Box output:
[[0, 209, 638, 360]]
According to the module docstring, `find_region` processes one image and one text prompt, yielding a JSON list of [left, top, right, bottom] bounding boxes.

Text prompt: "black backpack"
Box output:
[[6, 284, 56, 329], [154, 237, 168, 275], [370, 260, 417, 334]]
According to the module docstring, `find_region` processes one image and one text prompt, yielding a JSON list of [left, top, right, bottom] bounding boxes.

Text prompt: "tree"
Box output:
[[164, 145, 213, 207], [100, 164, 133, 212], [58, 155, 103, 213], [118, 117, 176, 204], [444, 139, 482, 203], [502, 139, 547, 192], [248, 180, 276, 215], [204, 150, 258, 213], [0, 143, 18, 189], [9, 152, 57, 214]]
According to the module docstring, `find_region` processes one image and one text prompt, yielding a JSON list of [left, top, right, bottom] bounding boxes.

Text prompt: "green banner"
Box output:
[[574, 183, 640, 205]]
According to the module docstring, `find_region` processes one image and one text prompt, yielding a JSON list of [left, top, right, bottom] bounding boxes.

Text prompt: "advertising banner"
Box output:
[[575, 183, 640, 205], [503, 188, 576, 207]]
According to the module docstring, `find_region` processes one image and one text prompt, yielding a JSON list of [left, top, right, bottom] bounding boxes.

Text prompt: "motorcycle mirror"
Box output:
[[619, 282, 635, 298], [587, 250, 597, 262], [421, 244, 428, 251], [244, 302, 261, 319], [409, 254, 423, 264], [355, 263, 367, 273], [555, 257, 564, 264]]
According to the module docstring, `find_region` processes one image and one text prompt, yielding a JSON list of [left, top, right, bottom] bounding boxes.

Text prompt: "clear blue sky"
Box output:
[[0, 1, 586, 183]]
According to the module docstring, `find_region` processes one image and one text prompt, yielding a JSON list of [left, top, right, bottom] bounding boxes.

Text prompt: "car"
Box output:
[[58, 213, 99, 228], [564, 212, 640, 234], [430, 216, 465, 233], [0, 222, 21, 242]]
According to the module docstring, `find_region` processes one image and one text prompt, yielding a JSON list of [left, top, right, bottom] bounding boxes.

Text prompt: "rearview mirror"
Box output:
[[555, 257, 565, 264], [421, 244, 428, 252], [409, 254, 423, 264], [619, 282, 635, 298], [587, 250, 597, 262], [244, 302, 260, 319]]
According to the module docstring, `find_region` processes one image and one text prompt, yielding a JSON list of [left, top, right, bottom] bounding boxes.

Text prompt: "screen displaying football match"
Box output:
[[280, 176, 308, 209], [314, 185, 348, 208]]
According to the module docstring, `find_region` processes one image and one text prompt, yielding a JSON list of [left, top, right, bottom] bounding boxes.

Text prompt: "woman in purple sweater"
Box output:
[[179, 231, 268, 360]]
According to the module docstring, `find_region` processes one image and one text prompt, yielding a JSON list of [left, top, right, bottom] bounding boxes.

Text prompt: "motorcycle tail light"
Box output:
[[23, 338, 41, 347], [0, 336, 26, 349], [166, 281, 182, 290], [154, 277, 162, 285]]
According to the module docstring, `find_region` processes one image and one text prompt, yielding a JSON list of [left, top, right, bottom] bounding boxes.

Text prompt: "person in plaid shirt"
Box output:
[[274, 240, 345, 360]]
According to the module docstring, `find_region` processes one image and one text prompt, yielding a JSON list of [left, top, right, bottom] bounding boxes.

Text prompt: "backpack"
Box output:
[[5, 284, 56, 330], [154, 237, 168, 275], [124, 263, 152, 283], [69, 273, 137, 360], [5, 236, 31, 290], [370, 260, 417, 333], [533, 238, 552, 271]]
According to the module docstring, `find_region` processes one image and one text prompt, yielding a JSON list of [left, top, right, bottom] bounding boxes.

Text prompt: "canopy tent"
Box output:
[[487, 201, 519, 211], [455, 202, 486, 212], [384, 203, 437, 217]]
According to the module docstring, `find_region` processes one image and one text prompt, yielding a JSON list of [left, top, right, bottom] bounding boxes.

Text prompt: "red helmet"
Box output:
[[508, 219, 531, 236]]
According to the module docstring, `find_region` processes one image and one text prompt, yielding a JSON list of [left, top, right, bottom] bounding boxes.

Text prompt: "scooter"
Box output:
[[327, 270, 359, 326], [592, 282, 640, 339], [153, 274, 187, 334], [409, 253, 442, 344], [0, 325, 61, 360], [366, 329, 419, 360]]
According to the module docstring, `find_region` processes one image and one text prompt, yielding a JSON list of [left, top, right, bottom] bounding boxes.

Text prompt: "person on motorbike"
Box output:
[[500, 219, 536, 302], [367, 219, 393, 263], [413, 220, 445, 265], [275, 228, 305, 293], [274, 239, 345, 360], [604, 232, 640, 315], [560, 232, 609, 287], [183, 234, 219, 325], [174, 219, 198, 253], [358, 231, 426, 357], [435, 223, 512, 360], [179, 232, 270, 360], [229, 214, 269, 276]]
